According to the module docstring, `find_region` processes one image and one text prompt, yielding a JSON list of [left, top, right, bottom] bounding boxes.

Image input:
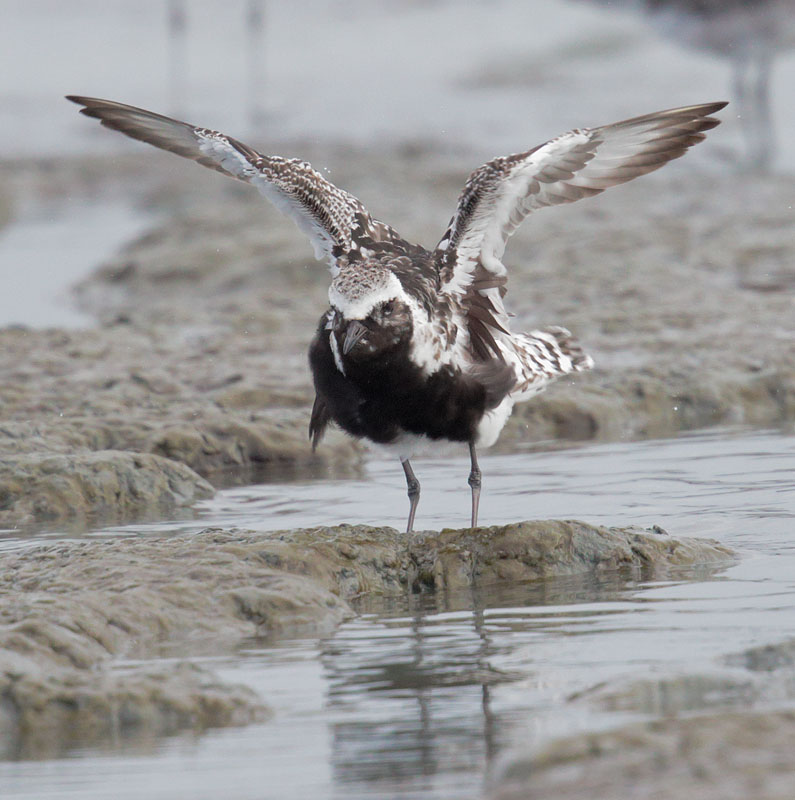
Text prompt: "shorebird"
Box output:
[[68, 96, 725, 532], [578, 0, 794, 169], [644, 1, 792, 169]]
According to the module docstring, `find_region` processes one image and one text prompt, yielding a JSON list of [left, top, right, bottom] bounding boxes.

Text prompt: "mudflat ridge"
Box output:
[[0, 520, 732, 757], [2, 148, 793, 527]]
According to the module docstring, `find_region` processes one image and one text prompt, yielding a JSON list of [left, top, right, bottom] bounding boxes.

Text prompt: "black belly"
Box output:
[[308, 325, 491, 445]]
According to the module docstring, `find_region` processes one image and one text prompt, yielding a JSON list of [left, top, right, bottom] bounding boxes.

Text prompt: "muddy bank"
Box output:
[[60, 157, 795, 446], [490, 709, 795, 800], [0, 449, 213, 527], [1, 149, 794, 526], [490, 633, 795, 800], [0, 323, 361, 527], [75, 154, 795, 450], [0, 520, 732, 756]]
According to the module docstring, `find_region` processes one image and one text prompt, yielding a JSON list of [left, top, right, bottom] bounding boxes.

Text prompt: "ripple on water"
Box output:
[[0, 428, 794, 800]]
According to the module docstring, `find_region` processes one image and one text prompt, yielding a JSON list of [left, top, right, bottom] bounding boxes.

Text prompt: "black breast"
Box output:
[[308, 314, 509, 446]]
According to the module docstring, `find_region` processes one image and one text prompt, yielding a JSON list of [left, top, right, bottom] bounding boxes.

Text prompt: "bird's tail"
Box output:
[[509, 326, 593, 401], [541, 325, 594, 373]]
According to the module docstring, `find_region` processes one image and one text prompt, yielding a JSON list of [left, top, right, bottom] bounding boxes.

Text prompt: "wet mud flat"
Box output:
[[491, 638, 795, 800], [0, 519, 732, 759], [491, 708, 795, 800], [0, 148, 793, 796], [1, 148, 794, 528]]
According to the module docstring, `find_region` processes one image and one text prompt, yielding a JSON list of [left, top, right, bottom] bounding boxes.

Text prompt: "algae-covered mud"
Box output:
[[491, 709, 795, 800], [2, 149, 795, 527], [0, 520, 731, 758]]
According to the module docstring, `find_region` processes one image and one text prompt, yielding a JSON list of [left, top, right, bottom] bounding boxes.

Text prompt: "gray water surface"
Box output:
[[2, 428, 794, 799], [0, 199, 156, 329], [74, 425, 795, 542]]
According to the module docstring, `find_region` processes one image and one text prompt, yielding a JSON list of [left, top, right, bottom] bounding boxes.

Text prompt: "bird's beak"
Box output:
[[343, 320, 368, 355]]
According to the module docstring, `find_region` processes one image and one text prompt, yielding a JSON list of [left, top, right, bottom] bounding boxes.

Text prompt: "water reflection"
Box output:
[[317, 568, 728, 798]]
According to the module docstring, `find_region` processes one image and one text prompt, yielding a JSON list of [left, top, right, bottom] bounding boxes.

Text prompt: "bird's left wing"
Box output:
[[67, 96, 400, 273], [435, 102, 727, 295]]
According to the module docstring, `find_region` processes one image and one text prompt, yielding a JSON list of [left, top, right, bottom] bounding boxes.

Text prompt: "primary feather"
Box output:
[[66, 95, 400, 272]]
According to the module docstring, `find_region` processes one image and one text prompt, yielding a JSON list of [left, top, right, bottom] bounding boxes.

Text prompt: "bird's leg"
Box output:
[[468, 442, 482, 528], [401, 457, 421, 534], [732, 57, 751, 158]]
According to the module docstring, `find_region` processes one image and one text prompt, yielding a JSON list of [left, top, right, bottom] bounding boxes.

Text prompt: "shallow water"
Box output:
[[3, 0, 795, 170], [2, 428, 794, 799], [0, 199, 155, 328]]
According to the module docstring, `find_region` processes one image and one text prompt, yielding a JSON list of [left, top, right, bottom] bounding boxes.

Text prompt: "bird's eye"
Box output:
[[382, 301, 394, 316]]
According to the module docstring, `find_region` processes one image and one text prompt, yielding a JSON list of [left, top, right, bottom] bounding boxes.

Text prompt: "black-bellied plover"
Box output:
[[68, 96, 726, 531]]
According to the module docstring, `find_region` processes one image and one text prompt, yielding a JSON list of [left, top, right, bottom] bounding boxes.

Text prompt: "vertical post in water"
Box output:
[[246, 0, 267, 128], [167, 0, 188, 118]]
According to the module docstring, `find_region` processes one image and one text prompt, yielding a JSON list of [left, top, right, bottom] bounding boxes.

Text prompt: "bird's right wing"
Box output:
[[436, 102, 728, 295], [433, 101, 726, 361], [67, 95, 401, 273]]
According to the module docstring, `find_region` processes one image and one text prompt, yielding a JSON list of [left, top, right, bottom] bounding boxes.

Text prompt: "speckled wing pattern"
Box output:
[[65, 96, 401, 273], [436, 102, 727, 292], [434, 102, 727, 363]]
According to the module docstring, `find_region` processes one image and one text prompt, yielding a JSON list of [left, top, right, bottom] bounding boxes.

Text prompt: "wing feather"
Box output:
[[436, 101, 727, 296], [66, 95, 400, 272]]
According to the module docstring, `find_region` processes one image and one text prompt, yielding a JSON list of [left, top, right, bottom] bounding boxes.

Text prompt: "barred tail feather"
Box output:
[[510, 325, 593, 400], [542, 325, 594, 373]]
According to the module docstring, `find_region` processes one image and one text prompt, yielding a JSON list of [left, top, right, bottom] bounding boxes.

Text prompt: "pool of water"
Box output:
[[2, 427, 794, 799], [0, 199, 156, 329]]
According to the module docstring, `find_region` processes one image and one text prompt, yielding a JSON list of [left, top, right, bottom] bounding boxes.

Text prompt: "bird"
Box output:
[[644, 1, 793, 170], [576, 0, 794, 169], [67, 95, 726, 532]]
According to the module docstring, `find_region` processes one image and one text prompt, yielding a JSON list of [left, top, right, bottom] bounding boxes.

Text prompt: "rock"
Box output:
[[488, 710, 795, 800], [0, 450, 213, 526]]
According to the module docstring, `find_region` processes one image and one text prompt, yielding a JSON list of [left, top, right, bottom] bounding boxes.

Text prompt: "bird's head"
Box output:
[[328, 265, 413, 360]]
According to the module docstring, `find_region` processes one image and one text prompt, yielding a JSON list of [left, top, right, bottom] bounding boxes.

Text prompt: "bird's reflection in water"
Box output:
[[317, 572, 648, 797]]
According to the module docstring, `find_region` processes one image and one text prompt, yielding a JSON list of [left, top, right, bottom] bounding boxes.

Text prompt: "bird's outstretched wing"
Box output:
[[67, 95, 400, 273], [436, 102, 727, 296]]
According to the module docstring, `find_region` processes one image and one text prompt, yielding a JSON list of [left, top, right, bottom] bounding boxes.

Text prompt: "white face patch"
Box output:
[[328, 271, 407, 320]]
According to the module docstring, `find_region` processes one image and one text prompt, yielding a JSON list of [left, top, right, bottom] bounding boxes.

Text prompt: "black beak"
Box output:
[[343, 320, 368, 355]]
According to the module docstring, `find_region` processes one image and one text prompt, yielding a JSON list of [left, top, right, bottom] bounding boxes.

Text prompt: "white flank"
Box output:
[[475, 396, 515, 448]]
